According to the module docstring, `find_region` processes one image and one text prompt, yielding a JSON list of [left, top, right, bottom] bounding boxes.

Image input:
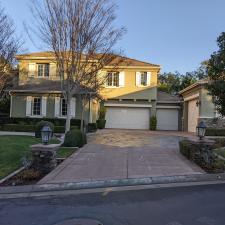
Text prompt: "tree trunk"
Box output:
[[65, 95, 72, 133], [80, 97, 85, 132]]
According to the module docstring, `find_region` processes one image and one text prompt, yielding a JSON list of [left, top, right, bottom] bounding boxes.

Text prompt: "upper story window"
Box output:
[[61, 98, 67, 116], [140, 72, 147, 86], [38, 64, 49, 78], [32, 97, 41, 116], [107, 72, 119, 87]]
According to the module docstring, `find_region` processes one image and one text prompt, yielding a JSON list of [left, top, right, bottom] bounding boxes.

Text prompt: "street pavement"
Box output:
[[1, 183, 225, 225], [39, 129, 202, 184]]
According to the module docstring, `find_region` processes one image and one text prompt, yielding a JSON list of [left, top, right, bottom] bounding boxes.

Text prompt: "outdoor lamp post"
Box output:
[[41, 125, 52, 145], [196, 121, 207, 140]]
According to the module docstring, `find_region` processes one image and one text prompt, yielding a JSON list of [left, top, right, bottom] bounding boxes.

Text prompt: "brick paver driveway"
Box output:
[[39, 130, 203, 184]]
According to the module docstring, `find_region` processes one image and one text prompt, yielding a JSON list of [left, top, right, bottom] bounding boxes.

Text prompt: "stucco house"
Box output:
[[180, 79, 225, 132], [9, 51, 182, 131]]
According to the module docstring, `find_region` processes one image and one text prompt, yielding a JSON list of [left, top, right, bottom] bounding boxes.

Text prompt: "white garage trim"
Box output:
[[184, 93, 199, 101], [156, 106, 180, 109], [104, 103, 152, 108]]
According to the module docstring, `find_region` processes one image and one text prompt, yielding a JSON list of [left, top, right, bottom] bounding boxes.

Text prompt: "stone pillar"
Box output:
[[31, 144, 60, 174]]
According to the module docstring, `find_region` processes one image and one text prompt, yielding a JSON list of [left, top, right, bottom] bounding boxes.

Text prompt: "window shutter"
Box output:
[[136, 72, 141, 86], [26, 96, 32, 116], [119, 71, 125, 87], [41, 96, 47, 117], [70, 97, 76, 117], [54, 97, 60, 117], [147, 72, 151, 86], [28, 63, 36, 77], [50, 63, 56, 79]]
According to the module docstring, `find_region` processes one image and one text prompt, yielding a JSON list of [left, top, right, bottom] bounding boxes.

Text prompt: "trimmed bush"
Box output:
[[99, 107, 106, 119], [54, 125, 79, 133], [97, 119, 106, 129], [205, 128, 225, 136], [0, 124, 35, 132], [63, 129, 86, 147], [87, 123, 97, 133], [150, 116, 157, 131], [35, 121, 54, 138], [0, 117, 82, 128]]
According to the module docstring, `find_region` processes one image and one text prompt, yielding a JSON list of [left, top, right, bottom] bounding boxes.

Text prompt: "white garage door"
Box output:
[[105, 107, 150, 130], [188, 99, 199, 132], [156, 109, 179, 131]]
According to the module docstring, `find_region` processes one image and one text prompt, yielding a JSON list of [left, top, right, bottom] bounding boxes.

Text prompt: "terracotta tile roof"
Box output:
[[16, 51, 160, 68]]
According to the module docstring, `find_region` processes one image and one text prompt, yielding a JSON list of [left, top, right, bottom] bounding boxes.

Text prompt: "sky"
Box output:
[[1, 0, 225, 73]]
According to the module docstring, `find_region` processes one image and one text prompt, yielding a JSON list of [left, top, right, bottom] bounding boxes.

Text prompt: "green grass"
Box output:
[[57, 147, 76, 158], [214, 148, 225, 158], [0, 136, 60, 179]]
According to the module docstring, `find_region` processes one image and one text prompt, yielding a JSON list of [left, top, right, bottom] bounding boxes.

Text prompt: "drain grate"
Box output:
[[54, 218, 103, 225]]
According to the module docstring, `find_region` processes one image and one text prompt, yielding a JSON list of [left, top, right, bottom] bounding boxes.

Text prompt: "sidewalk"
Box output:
[[0, 131, 34, 136]]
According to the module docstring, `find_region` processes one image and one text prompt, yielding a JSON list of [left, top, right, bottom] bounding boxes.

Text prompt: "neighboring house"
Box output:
[[179, 79, 225, 132], [9, 51, 181, 130]]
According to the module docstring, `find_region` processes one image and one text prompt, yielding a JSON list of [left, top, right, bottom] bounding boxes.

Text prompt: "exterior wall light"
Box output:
[[196, 121, 207, 140]]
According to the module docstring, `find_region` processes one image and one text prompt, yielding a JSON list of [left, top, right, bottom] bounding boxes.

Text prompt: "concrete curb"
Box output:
[[1, 173, 225, 199], [0, 167, 25, 184]]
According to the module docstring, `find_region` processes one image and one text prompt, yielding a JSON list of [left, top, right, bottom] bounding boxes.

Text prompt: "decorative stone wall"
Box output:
[[31, 144, 60, 174], [199, 118, 225, 129]]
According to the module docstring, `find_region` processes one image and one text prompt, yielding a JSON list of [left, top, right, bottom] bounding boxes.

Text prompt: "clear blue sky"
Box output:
[[2, 0, 225, 73]]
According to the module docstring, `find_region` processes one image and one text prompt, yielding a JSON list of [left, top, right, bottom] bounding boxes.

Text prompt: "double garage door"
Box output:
[[105, 107, 179, 130]]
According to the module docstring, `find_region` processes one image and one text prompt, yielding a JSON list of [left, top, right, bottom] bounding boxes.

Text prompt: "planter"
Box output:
[[97, 119, 106, 129]]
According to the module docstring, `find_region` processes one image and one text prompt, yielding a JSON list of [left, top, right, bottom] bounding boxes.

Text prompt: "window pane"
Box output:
[[44, 64, 49, 77], [38, 65, 43, 77], [107, 73, 113, 86], [33, 97, 41, 115], [61, 99, 67, 116], [141, 72, 147, 86], [114, 73, 119, 87]]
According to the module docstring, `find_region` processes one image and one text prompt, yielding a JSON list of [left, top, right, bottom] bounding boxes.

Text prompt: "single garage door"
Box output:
[[188, 99, 199, 132], [105, 107, 150, 130], [156, 108, 179, 131]]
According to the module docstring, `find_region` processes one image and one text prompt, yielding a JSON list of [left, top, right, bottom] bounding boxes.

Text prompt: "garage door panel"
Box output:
[[156, 109, 179, 131], [105, 107, 150, 130]]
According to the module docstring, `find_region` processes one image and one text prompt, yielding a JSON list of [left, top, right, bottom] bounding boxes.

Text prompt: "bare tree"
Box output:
[[0, 5, 20, 98], [29, 0, 125, 132]]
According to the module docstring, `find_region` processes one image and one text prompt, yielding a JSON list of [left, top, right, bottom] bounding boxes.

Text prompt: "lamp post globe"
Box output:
[[41, 125, 52, 145], [196, 121, 207, 140]]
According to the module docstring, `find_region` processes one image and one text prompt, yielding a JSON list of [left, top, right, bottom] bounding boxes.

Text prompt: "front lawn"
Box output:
[[57, 147, 76, 158], [0, 136, 60, 179]]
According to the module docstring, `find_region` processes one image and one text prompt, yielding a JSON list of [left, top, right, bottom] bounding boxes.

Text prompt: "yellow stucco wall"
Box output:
[[17, 59, 159, 100]]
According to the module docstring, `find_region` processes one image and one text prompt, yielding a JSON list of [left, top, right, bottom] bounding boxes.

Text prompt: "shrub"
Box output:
[[63, 129, 86, 147], [205, 128, 225, 136], [0, 117, 82, 128], [150, 116, 157, 131], [99, 106, 106, 119], [54, 125, 79, 133], [97, 119, 106, 129], [35, 120, 54, 138], [0, 124, 35, 132], [87, 123, 97, 133]]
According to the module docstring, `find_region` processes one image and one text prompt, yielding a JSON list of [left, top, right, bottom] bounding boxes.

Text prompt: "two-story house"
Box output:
[[9, 51, 181, 130]]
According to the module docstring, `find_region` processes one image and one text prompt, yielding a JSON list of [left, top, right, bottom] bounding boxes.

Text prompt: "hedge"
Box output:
[[205, 128, 225, 136], [63, 129, 86, 147], [150, 116, 157, 131], [96, 119, 106, 129], [0, 124, 79, 133], [179, 139, 225, 173], [0, 117, 82, 127], [87, 123, 97, 133]]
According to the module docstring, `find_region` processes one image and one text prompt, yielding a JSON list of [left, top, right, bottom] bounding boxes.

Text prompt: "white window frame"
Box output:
[[140, 72, 148, 86], [32, 97, 42, 117], [106, 72, 120, 88], [37, 63, 50, 78]]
